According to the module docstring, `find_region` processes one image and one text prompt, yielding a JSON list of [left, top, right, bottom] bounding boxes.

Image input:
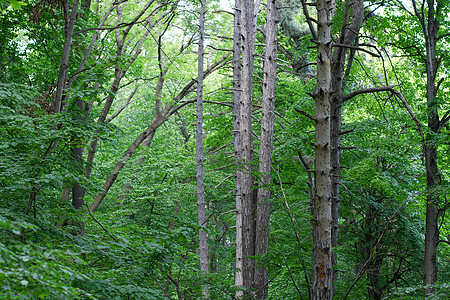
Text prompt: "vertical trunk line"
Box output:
[[312, 0, 333, 299], [422, 1, 441, 295], [240, 0, 258, 293], [196, 0, 209, 297], [253, 0, 278, 298], [233, 0, 244, 295], [54, 0, 79, 114]]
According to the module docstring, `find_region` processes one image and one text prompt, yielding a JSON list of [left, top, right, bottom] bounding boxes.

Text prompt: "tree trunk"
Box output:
[[84, 1, 169, 180], [253, 0, 277, 298], [232, 0, 244, 294], [54, 0, 79, 113], [330, 0, 364, 284], [413, 0, 442, 295], [196, 0, 209, 296], [240, 0, 259, 293], [89, 116, 165, 212], [311, 0, 333, 298], [423, 92, 440, 295], [71, 99, 86, 211]]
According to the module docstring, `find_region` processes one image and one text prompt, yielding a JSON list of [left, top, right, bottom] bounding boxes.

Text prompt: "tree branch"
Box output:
[[300, 0, 317, 41], [332, 43, 381, 57], [343, 85, 399, 102], [294, 108, 315, 121], [437, 32, 450, 42]]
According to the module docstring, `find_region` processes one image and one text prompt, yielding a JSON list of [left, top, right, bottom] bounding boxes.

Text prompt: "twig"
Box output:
[[214, 174, 235, 188], [85, 204, 119, 243], [332, 43, 381, 57], [205, 163, 234, 172], [295, 108, 315, 121]]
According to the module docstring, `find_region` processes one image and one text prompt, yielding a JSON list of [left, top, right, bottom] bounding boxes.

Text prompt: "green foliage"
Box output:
[[0, 0, 25, 11], [0, 211, 94, 299], [0, 0, 450, 298]]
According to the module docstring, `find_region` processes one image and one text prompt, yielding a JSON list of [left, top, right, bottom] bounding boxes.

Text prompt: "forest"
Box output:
[[0, 0, 449, 298]]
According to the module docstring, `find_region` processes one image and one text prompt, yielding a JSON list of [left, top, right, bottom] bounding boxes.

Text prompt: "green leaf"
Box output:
[[8, 0, 23, 9]]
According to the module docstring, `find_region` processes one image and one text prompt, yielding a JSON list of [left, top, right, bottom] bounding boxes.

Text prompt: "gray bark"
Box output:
[[240, 0, 259, 293], [233, 0, 244, 294], [54, 0, 79, 113], [311, 0, 333, 298], [253, 0, 278, 298], [330, 0, 364, 284], [196, 0, 209, 296]]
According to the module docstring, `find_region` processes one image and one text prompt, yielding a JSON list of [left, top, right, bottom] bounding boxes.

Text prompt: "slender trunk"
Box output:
[[311, 0, 332, 298], [253, 0, 277, 298], [420, 0, 441, 295], [423, 75, 440, 295], [232, 0, 244, 294], [330, 0, 364, 284], [71, 99, 86, 211], [54, 0, 79, 113], [89, 116, 165, 212], [118, 66, 167, 201], [84, 1, 167, 179], [196, 0, 209, 296], [240, 0, 258, 293]]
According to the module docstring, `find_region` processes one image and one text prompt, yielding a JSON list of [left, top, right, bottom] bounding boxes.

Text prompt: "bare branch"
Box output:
[[106, 85, 140, 123], [300, 0, 317, 41], [343, 85, 399, 102], [437, 32, 450, 42], [332, 43, 381, 57], [294, 108, 315, 121], [214, 174, 235, 189], [205, 163, 234, 173]]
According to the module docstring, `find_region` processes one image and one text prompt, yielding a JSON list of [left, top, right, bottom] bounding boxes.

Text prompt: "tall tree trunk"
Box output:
[[253, 0, 277, 298], [54, 0, 79, 113], [423, 54, 440, 295], [232, 0, 244, 294], [330, 0, 364, 283], [410, 0, 443, 295], [71, 98, 86, 211], [423, 26, 439, 293], [240, 0, 259, 294], [196, 0, 209, 296], [311, 0, 333, 298]]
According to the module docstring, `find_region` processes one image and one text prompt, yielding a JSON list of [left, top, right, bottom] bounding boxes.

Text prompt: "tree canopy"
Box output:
[[0, 0, 449, 299]]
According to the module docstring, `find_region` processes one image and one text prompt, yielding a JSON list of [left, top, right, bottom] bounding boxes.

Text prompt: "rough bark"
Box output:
[[240, 0, 259, 293], [196, 0, 209, 296], [330, 0, 364, 284], [253, 0, 277, 298], [409, 0, 443, 295], [232, 0, 244, 294], [311, 0, 333, 298]]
